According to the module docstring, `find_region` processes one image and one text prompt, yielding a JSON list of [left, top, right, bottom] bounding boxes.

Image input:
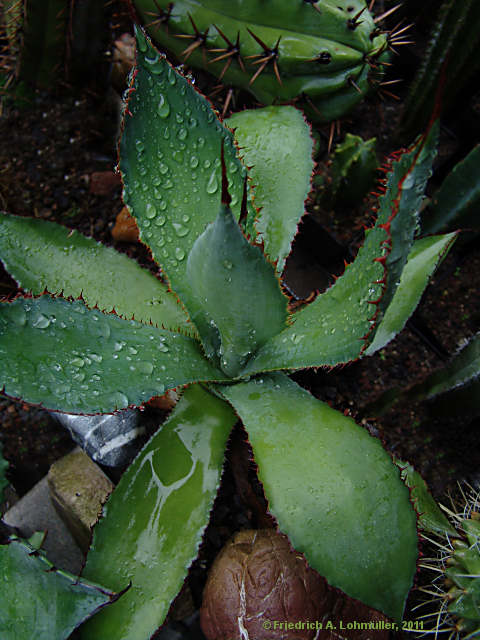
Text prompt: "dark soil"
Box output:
[[0, 2, 479, 639]]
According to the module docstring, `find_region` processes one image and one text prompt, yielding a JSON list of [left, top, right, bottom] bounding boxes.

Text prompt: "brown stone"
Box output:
[[200, 529, 330, 640], [111, 206, 140, 243], [200, 529, 391, 640], [47, 448, 113, 552]]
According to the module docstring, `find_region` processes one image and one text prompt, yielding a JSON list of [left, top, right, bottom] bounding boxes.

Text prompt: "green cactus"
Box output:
[[446, 517, 480, 638], [0, 0, 110, 97], [17, 0, 68, 89], [129, 0, 389, 122], [408, 475, 480, 639], [0, 27, 460, 640]]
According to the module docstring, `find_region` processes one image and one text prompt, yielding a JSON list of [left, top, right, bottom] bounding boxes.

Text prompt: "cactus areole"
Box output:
[[130, 0, 388, 121]]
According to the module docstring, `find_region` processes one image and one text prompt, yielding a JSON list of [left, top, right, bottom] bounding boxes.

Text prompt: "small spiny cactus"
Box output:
[[416, 485, 480, 639]]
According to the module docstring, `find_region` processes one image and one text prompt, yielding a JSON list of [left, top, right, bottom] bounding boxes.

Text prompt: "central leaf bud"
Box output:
[[185, 203, 288, 378]]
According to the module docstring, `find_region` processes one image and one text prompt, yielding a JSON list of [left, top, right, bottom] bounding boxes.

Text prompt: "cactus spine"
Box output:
[[130, 0, 389, 121], [420, 487, 480, 638]]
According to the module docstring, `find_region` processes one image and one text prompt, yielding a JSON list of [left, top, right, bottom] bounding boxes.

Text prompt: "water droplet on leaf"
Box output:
[[32, 314, 51, 329], [157, 94, 170, 118], [206, 170, 218, 194], [172, 222, 189, 237], [146, 203, 157, 219]]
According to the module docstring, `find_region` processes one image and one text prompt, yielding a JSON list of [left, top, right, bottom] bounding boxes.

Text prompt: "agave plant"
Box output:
[[0, 27, 459, 639]]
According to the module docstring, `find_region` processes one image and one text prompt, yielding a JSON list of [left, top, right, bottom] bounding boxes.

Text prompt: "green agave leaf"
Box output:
[[242, 126, 438, 375], [363, 333, 480, 420], [411, 333, 480, 401], [423, 144, 480, 234], [376, 123, 439, 316], [366, 233, 457, 355], [0, 443, 8, 503], [218, 373, 417, 620], [225, 106, 314, 272], [186, 202, 288, 377], [0, 296, 227, 413], [401, 333, 480, 421], [397, 460, 456, 537], [81, 384, 236, 640], [121, 27, 253, 311], [0, 536, 116, 640], [0, 213, 192, 334]]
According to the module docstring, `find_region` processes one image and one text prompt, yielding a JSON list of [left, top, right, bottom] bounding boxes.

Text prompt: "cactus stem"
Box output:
[[369, 26, 383, 41]]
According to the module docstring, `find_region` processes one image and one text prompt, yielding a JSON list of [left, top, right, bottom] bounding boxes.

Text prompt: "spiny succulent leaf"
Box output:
[[121, 27, 252, 315], [397, 460, 456, 537], [409, 333, 480, 402], [81, 384, 236, 640], [186, 203, 288, 377], [366, 233, 457, 355], [218, 373, 417, 620], [376, 123, 439, 316], [225, 106, 314, 272], [0, 213, 192, 334], [132, 0, 387, 121], [0, 443, 8, 503], [0, 536, 117, 640], [0, 296, 228, 413], [242, 128, 438, 375], [423, 144, 480, 234]]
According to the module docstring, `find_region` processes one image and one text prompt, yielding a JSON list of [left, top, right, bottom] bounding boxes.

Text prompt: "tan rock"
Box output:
[[112, 206, 140, 243], [47, 448, 113, 552]]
